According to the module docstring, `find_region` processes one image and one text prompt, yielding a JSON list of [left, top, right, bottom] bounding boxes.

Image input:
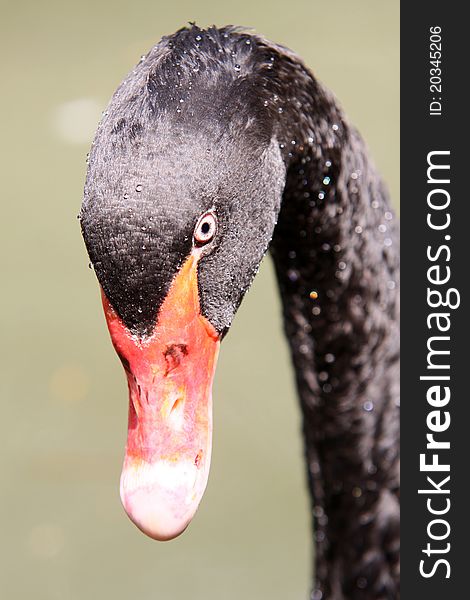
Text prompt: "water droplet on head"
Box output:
[[371, 200, 380, 209], [312, 306, 321, 316], [363, 401, 374, 412], [387, 280, 396, 290], [351, 172, 358, 180], [325, 353, 335, 363], [357, 577, 367, 590], [323, 176, 331, 185], [135, 184, 143, 193], [278, 107, 284, 114], [355, 225, 363, 234], [384, 237, 393, 247], [195, 35, 202, 41], [338, 261, 346, 270], [137, 307, 143, 314], [245, 39, 251, 45], [385, 211, 393, 220], [309, 291, 318, 300], [332, 124, 339, 131], [325, 160, 332, 168], [318, 191, 325, 200], [234, 64, 241, 72], [263, 100, 269, 107], [378, 224, 387, 233]]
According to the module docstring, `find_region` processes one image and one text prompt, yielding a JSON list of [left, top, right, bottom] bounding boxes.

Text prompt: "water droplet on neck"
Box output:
[[287, 269, 299, 282], [135, 184, 143, 193], [352, 486, 363, 498]]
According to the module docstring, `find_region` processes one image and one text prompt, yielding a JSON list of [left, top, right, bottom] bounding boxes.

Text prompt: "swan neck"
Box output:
[[271, 92, 400, 599]]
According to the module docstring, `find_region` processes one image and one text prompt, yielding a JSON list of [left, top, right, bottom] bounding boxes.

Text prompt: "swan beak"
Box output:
[[101, 254, 220, 541]]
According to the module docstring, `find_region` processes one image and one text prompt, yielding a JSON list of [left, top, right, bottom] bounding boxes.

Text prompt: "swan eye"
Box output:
[[194, 211, 217, 245]]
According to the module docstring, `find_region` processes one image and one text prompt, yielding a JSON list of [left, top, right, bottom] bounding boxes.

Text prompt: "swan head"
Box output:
[[80, 27, 286, 540]]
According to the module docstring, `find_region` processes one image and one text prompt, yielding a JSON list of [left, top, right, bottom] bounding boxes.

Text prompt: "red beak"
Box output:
[[102, 251, 220, 540]]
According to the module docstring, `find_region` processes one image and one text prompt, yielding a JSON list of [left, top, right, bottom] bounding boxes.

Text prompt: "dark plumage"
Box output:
[[81, 25, 399, 600]]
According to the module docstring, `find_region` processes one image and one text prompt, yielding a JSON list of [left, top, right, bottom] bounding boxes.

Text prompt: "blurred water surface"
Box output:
[[0, 1, 398, 599]]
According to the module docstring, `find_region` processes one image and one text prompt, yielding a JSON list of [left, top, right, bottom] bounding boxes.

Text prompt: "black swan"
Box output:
[[80, 25, 400, 600]]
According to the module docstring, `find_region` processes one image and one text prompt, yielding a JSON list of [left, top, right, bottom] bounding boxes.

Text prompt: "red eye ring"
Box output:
[[194, 211, 217, 245]]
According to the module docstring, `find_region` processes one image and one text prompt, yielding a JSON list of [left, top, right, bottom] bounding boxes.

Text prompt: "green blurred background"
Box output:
[[0, 1, 399, 598]]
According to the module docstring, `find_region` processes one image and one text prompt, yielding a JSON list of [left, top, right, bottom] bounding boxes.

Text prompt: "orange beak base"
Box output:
[[102, 251, 220, 540]]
